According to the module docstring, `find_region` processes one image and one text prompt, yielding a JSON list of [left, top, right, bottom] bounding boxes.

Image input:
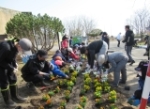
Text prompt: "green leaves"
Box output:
[[6, 13, 65, 51]]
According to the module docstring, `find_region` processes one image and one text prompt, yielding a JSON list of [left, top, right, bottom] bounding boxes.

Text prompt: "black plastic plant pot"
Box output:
[[65, 97, 70, 102], [79, 93, 85, 97], [95, 103, 101, 108]]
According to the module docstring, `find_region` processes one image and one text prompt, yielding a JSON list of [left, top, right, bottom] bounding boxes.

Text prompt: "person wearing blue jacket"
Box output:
[[50, 60, 69, 78]]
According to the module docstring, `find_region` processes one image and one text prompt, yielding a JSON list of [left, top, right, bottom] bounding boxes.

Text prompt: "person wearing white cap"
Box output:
[[103, 52, 128, 87], [80, 40, 108, 74], [0, 37, 32, 108]]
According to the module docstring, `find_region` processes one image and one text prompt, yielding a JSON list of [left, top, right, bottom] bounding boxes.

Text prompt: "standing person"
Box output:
[[100, 32, 104, 40], [80, 40, 108, 74], [122, 25, 135, 65], [103, 52, 128, 87], [102, 32, 110, 49], [0, 37, 32, 108], [69, 36, 73, 47], [61, 35, 69, 49], [116, 33, 121, 47]]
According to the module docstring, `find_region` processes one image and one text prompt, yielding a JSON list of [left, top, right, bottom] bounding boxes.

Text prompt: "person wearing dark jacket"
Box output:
[[21, 50, 51, 87], [122, 25, 135, 65], [0, 37, 32, 108], [102, 32, 110, 49], [80, 40, 108, 74]]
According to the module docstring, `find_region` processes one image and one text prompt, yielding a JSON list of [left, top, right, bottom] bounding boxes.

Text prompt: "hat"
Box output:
[[55, 60, 64, 66], [19, 38, 32, 51], [97, 55, 105, 65], [55, 56, 62, 61], [135, 61, 148, 71], [103, 32, 107, 35], [67, 47, 73, 52], [37, 50, 48, 58]]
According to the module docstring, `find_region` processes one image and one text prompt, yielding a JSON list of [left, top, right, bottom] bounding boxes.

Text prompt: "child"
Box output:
[[50, 59, 69, 78], [128, 61, 150, 106]]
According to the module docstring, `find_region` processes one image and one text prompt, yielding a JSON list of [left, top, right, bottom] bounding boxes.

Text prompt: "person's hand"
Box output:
[[65, 75, 70, 79], [39, 72, 50, 76], [13, 68, 18, 73]]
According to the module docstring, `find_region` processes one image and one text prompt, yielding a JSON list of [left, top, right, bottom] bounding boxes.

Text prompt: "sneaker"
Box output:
[[129, 60, 135, 66]]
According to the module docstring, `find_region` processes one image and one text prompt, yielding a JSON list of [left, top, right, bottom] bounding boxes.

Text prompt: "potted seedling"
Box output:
[[54, 86, 60, 93], [58, 80, 65, 87], [109, 90, 117, 103], [72, 71, 78, 77], [110, 104, 118, 109], [83, 85, 90, 92], [94, 82, 101, 89], [67, 80, 74, 87], [62, 68, 69, 74], [79, 96, 88, 108], [67, 86, 72, 92], [94, 91, 102, 98], [48, 91, 55, 96], [64, 90, 71, 102], [95, 86, 102, 92], [75, 104, 84, 109], [59, 100, 67, 109], [104, 86, 111, 93], [84, 77, 92, 85], [83, 74, 90, 79], [95, 98, 102, 107], [38, 105, 44, 109], [79, 89, 86, 96], [45, 99, 53, 108], [42, 94, 50, 101], [71, 76, 77, 84], [92, 79, 99, 85]]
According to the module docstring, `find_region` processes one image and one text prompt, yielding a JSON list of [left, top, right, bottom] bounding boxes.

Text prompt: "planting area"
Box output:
[[20, 63, 135, 109]]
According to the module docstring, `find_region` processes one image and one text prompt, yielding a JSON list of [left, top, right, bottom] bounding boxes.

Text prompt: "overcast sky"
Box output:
[[0, 0, 150, 36]]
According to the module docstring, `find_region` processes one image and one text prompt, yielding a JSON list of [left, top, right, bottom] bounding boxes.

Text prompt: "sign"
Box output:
[[72, 36, 82, 45], [57, 32, 62, 50]]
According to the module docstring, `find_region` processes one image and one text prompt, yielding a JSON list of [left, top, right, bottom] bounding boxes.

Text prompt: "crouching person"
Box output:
[[103, 52, 128, 87], [21, 50, 51, 87], [50, 59, 69, 79], [0, 37, 32, 108]]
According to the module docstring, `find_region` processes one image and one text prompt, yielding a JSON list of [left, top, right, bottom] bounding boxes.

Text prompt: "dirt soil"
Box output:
[[0, 62, 136, 109]]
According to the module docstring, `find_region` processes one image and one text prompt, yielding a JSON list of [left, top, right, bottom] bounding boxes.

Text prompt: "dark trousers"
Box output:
[[0, 69, 17, 89], [22, 74, 43, 84], [125, 46, 133, 61], [117, 40, 120, 47]]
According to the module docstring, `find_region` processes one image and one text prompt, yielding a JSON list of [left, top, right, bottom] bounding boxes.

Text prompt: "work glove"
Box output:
[[13, 68, 18, 73], [86, 64, 90, 69]]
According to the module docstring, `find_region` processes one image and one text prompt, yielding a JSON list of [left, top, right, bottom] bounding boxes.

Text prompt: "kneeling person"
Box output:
[[21, 50, 51, 86], [103, 52, 128, 87]]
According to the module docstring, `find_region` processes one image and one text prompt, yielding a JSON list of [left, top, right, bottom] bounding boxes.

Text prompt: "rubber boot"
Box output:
[[1, 89, 16, 108], [10, 85, 27, 103]]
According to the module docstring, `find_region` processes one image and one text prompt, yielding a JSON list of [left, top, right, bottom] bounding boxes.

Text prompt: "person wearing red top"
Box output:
[[61, 35, 69, 49], [67, 48, 79, 60]]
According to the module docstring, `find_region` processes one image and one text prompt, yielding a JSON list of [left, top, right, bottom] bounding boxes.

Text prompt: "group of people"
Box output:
[[0, 25, 148, 108]]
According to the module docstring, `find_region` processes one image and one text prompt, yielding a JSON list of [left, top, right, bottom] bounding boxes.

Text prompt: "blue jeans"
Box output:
[[138, 78, 144, 90]]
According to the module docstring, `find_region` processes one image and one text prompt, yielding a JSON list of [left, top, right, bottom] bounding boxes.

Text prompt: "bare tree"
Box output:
[[65, 16, 96, 36], [127, 8, 150, 36]]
